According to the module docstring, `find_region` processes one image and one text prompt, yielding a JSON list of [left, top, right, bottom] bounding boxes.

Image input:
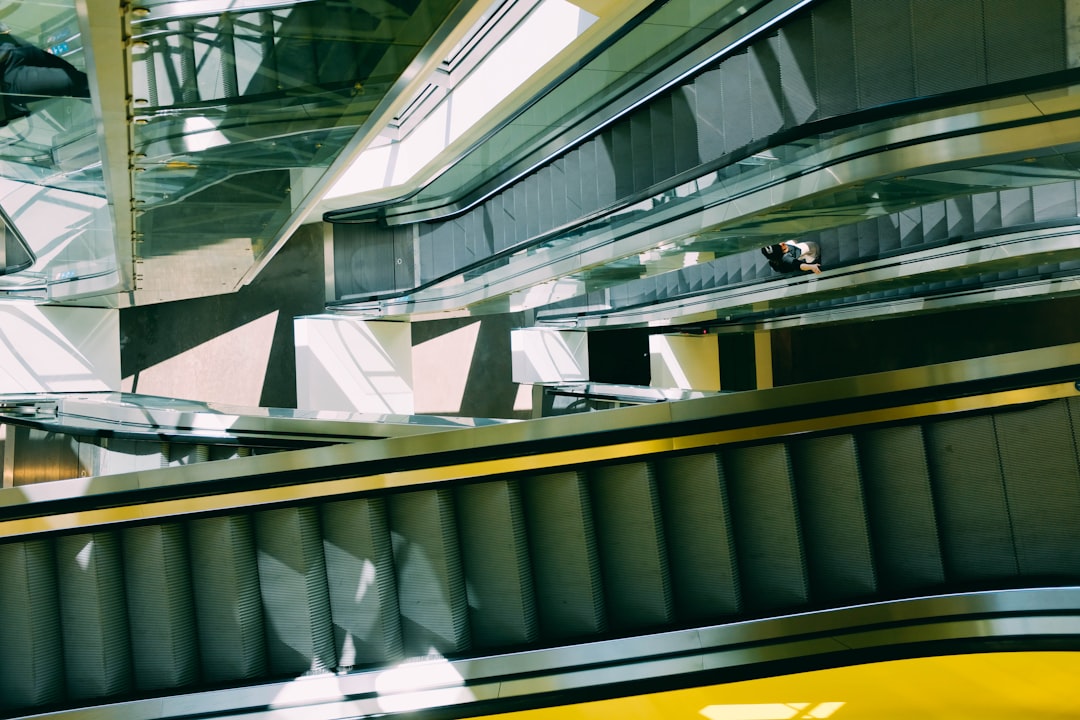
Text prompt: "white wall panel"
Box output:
[[295, 316, 413, 413], [510, 327, 588, 384], [0, 304, 119, 393]]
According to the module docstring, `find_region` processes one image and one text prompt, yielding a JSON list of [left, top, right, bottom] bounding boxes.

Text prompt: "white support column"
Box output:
[[649, 333, 720, 391], [0, 304, 119, 393], [294, 315, 414, 414]]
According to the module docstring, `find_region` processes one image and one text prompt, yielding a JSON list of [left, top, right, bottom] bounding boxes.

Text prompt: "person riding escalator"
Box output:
[[0, 23, 89, 127]]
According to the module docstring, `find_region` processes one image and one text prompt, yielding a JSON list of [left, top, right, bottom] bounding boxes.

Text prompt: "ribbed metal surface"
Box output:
[[720, 51, 752, 154], [321, 497, 404, 667], [924, 414, 1019, 581], [852, 0, 914, 107], [911, 0, 985, 95], [723, 443, 808, 611], [455, 480, 538, 649], [790, 434, 877, 602], [993, 401, 1080, 576], [522, 470, 606, 640], [775, 14, 817, 124], [694, 68, 724, 162], [984, 0, 1063, 83], [0, 539, 63, 711], [9, 427, 81, 485], [187, 514, 268, 682], [254, 506, 337, 675], [811, 0, 857, 118], [122, 523, 199, 691], [388, 489, 470, 655], [748, 41, 783, 139], [656, 452, 740, 620], [857, 425, 945, 591], [589, 462, 673, 631], [55, 532, 133, 700]]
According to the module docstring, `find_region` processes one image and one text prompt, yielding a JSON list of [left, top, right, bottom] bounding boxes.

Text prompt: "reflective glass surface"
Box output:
[[0, 1, 104, 289], [1, 0, 465, 298], [128, 0, 461, 299]]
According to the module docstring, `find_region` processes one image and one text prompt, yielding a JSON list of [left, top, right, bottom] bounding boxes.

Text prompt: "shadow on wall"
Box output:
[[120, 225, 326, 409], [412, 312, 532, 420]]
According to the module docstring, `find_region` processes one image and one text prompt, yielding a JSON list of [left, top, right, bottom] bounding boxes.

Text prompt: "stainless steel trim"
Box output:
[[24, 587, 1080, 720], [1, 342, 1078, 536], [0, 392, 508, 445]]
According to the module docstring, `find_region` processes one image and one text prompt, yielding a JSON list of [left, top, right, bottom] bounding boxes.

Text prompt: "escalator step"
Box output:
[[188, 514, 268, 682], [790, 434, 877, 602], [723, 443, 808, 611], [994, 400, 1080, 576], [55, 532, 133, 700], [254, 506, 337, 675], [122, 523, 199, 691], [388, 489, 471, 655], [656, 452, 741, 620], [924, 413, 1019, 581], [857, 425, 946, 591], [455, 480, 539, 648], [589, 462, 673, 631], [522, 470, 606, 640], [322, 497, 405, 667], [0, 539, 64, 711]]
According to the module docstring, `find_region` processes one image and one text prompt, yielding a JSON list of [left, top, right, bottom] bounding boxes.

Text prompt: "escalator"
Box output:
[[327, 0, 1080, 320], [2, 345, 1080, 717], [537, 180, 1080, 327]]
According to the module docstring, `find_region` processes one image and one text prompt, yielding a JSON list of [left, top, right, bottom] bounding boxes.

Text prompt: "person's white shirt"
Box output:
[[784, 240, 816, 262]]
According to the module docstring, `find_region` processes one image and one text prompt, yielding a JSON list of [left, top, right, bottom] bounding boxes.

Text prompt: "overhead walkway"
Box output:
[[2, 344, 1080, 718]]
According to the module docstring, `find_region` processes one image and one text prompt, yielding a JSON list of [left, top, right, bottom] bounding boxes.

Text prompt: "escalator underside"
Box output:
[[2, 349, 1080, 718]]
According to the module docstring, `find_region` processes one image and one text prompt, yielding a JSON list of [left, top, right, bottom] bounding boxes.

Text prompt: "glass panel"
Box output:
[[129, 0, 461, 274], [0, 0, 104, 289]]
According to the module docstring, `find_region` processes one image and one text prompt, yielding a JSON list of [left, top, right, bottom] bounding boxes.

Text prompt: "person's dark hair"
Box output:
[[761, 244, 784, 260]]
